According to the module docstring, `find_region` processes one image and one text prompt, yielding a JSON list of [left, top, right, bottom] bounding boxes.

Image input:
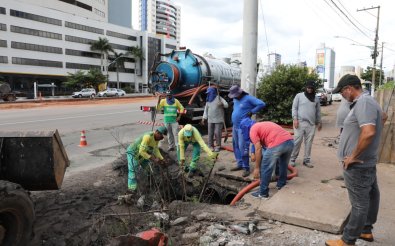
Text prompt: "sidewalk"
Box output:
[[212, 101, 395, 244]]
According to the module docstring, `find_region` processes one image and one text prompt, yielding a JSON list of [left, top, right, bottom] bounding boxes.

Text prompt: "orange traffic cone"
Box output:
[[78, 130, 88, 147]]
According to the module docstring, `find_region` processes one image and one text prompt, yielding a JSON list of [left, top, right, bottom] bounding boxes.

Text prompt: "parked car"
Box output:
[[98, 88, 119, 97], [332, 93, 342, 101], [316, 88, 332, 106], [117, 89, 126, 96], [72, 88, 96, 98]]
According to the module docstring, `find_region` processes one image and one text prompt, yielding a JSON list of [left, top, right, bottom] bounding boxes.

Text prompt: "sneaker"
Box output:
[[276, 186, 284, 190], [242, 170, 250, 177], [290, 160, 296, 167], [230, 166, 243, 172], [214, 146, 221, 152], [251, 191, 269, 200], [303, 161, 314, 168]]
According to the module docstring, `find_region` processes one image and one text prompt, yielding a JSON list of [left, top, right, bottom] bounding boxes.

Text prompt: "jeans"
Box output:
[[232, 127, 249, 170], [165, 122, 179, 149], [259, 140, 294, 196], [290, 120, 316, 163], [208, 123, 223, 148], [342, 166, 380, 244]]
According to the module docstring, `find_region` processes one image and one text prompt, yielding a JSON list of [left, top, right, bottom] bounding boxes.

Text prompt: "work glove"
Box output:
[[209, 152, 219, 160]]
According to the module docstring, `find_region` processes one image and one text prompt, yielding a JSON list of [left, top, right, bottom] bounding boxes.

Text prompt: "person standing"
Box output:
[[228, 85, 266, 177], [126, 126, 167, 192], [249, 122, 294, 199], [178, 124, 218, 178], [290, 80, 322, 168], [157, 91, 184, 151], [325, 74, 383, 246], [202, 86, 229, 152]]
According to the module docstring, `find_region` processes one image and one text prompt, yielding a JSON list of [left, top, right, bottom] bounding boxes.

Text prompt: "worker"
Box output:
[[178, 124, 219, 178], [202, 86, 229, 152], [157, 91, 184, 151], [240, 116, 256, 164], [228, 85, 266, 177], [126, 126, 167, 192]]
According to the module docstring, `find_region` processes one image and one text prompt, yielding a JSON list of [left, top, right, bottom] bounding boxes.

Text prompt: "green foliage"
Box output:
[[360, 66, 384, 88], [90, 37, 113, 55], [128, 46, 144, 60], [256, 65, 320, 124], [379, 81, 395, 90], [63, 69, 106, 90]]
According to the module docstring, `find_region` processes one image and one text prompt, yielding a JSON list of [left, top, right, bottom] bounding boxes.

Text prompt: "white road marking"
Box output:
[[0, 109, 141, 126]]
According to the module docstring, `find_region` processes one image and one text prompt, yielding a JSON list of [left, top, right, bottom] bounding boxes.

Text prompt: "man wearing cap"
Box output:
[[325, 74, 383, 246], [202, 86, 229, 152], [126, 126, 167, 192], [157, 91, 184, 151], [290, 80, 322, 168], [177, 124, 218, 178], [228, 85, 266, 177]]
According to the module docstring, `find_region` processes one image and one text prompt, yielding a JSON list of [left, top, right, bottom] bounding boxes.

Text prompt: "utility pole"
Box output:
[[241, 0, 258, 96], [358, 6, 380, 97], [379, 42, 384, 86]]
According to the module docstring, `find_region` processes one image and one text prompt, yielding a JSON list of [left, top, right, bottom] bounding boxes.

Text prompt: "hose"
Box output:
[[229, 165, 298, 206]]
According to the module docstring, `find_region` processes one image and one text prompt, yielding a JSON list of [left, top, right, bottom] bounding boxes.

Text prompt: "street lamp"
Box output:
[[107, 55, 127, 89]]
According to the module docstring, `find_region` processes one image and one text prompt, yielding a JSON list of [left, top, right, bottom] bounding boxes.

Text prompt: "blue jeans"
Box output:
[[259, 140, 294, 196], [342, 166, 380, 244], [232, 127, 249, 170]]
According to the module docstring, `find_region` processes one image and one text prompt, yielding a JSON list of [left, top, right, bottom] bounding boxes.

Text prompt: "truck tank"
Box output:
[[148, 49, 241, 124]]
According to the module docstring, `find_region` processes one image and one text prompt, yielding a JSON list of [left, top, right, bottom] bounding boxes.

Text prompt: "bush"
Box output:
[[256, 65, 320, 124]]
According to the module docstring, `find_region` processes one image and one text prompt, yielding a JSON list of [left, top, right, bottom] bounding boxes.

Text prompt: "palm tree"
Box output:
[[111, 52, 126, 89], [90, 37, 113, 82], [128, 46, 144, 93]]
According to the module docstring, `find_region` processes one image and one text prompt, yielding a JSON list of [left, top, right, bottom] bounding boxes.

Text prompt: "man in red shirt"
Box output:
[[249, 122, 294, 198]]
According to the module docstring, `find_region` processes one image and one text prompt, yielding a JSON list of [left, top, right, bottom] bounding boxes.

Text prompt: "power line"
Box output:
[[328, 0, 372, 40], [335, 0, 374, 33], [259, 0, 270, 55]]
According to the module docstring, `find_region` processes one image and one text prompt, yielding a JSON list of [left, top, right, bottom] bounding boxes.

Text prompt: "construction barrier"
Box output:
[[78, 130, 88, 147]]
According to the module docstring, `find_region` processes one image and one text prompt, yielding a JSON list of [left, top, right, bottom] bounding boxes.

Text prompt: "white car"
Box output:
[[332, 93, 342, 101], [316, 88, 332, 106], [117, 89, 126, 96], [72, 88, 96, 98], [98, 88, 119, 97]]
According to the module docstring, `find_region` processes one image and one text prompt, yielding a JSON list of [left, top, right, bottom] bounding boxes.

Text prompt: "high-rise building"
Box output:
[[139, 0, 181, 47], [316, 43, 335, 89], [14, 0, 108, 21], [0, 0, 177, 94], [268, 53, 281, 68], [108, 0, 132, 28]]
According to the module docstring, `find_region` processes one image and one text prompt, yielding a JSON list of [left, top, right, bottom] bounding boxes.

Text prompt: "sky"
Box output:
[[132, 0, 395, 76]]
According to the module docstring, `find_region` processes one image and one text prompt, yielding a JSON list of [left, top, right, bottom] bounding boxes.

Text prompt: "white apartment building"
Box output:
[[316, 43, 336, 89], [0, 0, 177, 94], [139, 0, 181, 47]]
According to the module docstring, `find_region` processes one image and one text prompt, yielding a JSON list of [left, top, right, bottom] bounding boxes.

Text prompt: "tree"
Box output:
[[256, 64, 320, 125], [90, 37, 113, 81], [63, 69, 106, 90], [110, 51, 126, 89], [361, 66, 384, 88], [128, 46, 144, 92]]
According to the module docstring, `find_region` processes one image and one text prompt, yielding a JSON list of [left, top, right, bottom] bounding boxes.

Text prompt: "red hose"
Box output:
[[229, 165, 298, 206]]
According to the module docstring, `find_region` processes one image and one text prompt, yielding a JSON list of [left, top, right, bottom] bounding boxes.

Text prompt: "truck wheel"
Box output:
[[0, 181, 35, 246], [6, 95, 16, 101]]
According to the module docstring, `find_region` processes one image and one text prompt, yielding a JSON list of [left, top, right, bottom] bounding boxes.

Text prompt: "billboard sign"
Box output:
[[316, 52, 325, 65]]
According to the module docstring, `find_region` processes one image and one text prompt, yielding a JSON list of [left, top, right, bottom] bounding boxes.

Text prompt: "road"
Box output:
[[0, 98, 162, 176]]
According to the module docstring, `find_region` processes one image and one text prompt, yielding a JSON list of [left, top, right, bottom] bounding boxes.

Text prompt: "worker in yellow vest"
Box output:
[[157, 91, 184, 151]]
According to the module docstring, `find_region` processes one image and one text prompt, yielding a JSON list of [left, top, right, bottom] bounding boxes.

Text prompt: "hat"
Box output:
[[183, 124, 193, 137], [156, 126, 167, 136], [332, 74, 361, 93], [305, 80, 315, 88], [228, 85, 243, 98]]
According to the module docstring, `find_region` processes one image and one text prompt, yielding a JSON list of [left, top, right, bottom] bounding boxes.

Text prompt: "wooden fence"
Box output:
[[376, 88, 395, 164]]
